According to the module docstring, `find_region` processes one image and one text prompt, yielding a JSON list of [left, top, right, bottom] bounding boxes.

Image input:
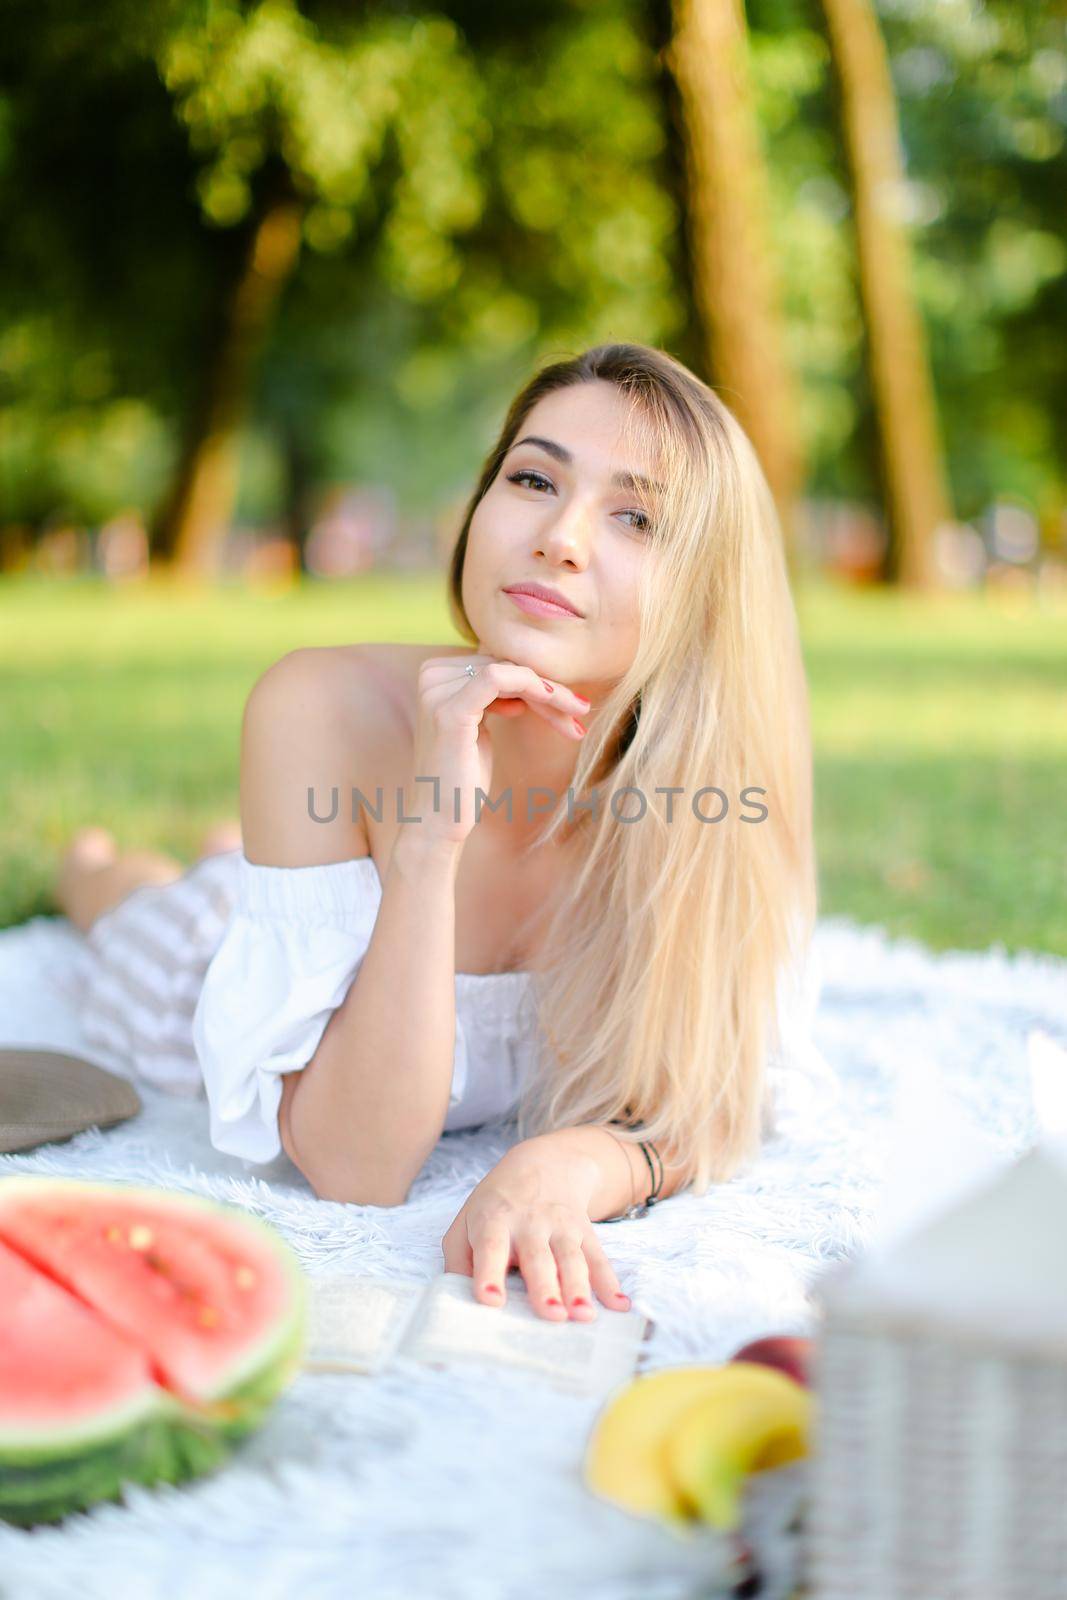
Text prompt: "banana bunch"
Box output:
[[583, 1345, 813, 1535]]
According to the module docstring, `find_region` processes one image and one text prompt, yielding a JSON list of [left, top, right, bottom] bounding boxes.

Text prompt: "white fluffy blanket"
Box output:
[[0, 910, 1064, 1600]]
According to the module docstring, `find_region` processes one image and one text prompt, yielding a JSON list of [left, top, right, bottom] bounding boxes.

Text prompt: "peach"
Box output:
[[728, 1335, 812, 1389]]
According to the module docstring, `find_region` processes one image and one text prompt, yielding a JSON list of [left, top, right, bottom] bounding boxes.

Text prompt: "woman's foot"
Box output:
[[61, 826, 120, 876], [196, 819, 243, 860], [56, 827, 120, 916]]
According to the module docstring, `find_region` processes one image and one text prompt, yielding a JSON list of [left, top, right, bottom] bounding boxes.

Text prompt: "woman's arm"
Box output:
[[281, 833, 465, 1205], [241, 651, 465, 1206]]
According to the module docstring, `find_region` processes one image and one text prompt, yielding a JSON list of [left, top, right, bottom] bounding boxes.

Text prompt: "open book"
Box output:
[[303, 1271, 653, 1397]]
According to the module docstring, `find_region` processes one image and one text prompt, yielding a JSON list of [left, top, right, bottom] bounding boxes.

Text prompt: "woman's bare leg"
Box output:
[[56, 819, 242, 935], [56, 828, 184, 935], [195, 819, 243, 858]]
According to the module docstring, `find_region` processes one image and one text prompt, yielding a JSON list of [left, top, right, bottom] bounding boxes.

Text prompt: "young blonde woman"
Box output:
[[57, 342, 828, 1326]]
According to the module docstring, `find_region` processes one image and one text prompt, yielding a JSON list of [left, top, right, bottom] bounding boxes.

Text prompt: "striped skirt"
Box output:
[[75, 849, 243, 1097]]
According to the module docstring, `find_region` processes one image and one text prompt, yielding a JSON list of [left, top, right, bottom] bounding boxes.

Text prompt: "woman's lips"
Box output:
[[504, 589, 583, 620]]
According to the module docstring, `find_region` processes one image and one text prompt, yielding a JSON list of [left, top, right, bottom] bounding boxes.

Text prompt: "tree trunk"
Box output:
[[282, 421, 315, 574], [151, 183, 303, 575], [665, 0, 806, 562], [819, 0, 952, 588]]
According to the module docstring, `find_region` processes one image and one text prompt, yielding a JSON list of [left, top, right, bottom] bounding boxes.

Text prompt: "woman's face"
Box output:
[[461, 379, 658, 690]]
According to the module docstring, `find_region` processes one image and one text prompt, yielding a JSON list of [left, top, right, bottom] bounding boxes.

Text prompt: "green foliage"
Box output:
[[881, 0, 1067, 517], [748, 22, 867, 482], [161, 2, 489, 295], [747, 0, 1067, 517], [0, 0, 682, 527], [0, 322, 173, 523], [242, 0, 687, 513], [470, 9, 680, 347], [0, 0, 1063, 532]]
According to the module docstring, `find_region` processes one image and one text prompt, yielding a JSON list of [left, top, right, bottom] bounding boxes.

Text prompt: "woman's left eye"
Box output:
[[619, 509, 651, 533]]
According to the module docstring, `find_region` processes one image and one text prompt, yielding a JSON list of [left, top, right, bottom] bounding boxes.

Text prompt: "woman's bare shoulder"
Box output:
[[350, 641, 473, 678], [330, 641, 471, 725], [250, 642, 467, 723], [238, 643, 443, 865]]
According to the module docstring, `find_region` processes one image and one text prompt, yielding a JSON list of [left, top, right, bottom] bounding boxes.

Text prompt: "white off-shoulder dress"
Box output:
[[73, 846, 839, 1169]]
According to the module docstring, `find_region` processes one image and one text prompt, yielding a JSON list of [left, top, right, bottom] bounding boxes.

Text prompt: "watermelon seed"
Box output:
[[128, 1225, 154, 1250], [142, 1251, 202, 1308]]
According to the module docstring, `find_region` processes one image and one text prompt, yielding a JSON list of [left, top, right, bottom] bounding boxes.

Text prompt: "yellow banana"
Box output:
[[664, 1361, 812, 1531], [583, 1365, 740, 1524]]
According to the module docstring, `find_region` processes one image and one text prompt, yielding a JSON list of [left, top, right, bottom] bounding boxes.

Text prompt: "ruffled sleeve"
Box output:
[[190, 853, 469, 1166], [761, 930, 841, 1140]]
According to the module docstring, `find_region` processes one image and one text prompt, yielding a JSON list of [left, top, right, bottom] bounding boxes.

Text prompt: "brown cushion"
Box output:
[[0, 1048, 143, 1154]]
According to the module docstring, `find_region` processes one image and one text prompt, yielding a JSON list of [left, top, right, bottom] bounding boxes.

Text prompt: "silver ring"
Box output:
[[464, 663, 477, 678]]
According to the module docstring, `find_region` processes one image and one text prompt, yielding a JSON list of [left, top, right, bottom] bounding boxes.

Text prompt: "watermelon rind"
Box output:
[[0, 1380, 162, 1462], [0, 1431, 158, 1527], [0, 1323, 310, 1527], [0, 1393, 230, 1528], [0, 1177, 308, 1527]]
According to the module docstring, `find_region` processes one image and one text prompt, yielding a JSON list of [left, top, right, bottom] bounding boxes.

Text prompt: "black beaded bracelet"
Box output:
[[601, 1120, 664, 1221], [641, 1137, 664, 1203]]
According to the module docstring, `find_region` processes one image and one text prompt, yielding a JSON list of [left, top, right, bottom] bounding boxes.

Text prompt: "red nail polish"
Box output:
[[572, 1296, 590, 1307], [575, 693, 590, 706], [541, 679, 554, 693], [484, 1284, 501, 1295], [573, 718, 586, 736], [546, 1297, 562, 1306], [614, 1292, 630, 1302]]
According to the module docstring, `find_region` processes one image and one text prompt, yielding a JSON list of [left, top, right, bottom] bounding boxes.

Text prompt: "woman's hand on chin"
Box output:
[[439, 1135, 632, 1322]]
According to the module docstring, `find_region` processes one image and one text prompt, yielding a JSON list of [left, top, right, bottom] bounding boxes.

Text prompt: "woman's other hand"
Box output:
[[410, 655, 589, 847], [440, 1136, 633, 1321]]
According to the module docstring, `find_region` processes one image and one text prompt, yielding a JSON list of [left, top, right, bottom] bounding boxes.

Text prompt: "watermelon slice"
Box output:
[[0, 1177, 306, 1526]]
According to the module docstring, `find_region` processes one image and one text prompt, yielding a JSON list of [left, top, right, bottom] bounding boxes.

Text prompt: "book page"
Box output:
[[302, 1273, 427, 1374], [398, 1272, 653, 1396]]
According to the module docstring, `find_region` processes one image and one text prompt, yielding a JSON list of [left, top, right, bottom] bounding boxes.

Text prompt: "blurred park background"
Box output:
[[1, 0, 1064, 952]]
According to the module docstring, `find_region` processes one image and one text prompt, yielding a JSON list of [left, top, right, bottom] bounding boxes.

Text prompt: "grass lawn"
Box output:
[[2, 571, 1065, 954]]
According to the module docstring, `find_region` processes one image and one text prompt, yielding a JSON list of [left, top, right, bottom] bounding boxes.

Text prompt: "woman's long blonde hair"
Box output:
[[446, 342, 816, 1194]]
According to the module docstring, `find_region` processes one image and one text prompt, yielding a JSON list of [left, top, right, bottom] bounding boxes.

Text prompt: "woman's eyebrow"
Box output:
[[510, 435, 663, 496]]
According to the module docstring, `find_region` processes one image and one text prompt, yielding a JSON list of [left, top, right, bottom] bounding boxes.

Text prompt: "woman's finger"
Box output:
[[472, 659, 588, 714], [418, 651, 498, 685], [582, 1229, 632, 1312], [479, 686, 584, 741], [440, 1222, 474, 1277], [423, 656, 588, 741], [550, 1232, 596, 1321], [438, 659, 588, 732], [513, 1230, 569, 1321], [469, 1218, 514, 1308]]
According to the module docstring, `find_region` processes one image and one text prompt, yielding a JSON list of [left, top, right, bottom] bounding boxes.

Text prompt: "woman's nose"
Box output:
[[538, 499, 595, 566]]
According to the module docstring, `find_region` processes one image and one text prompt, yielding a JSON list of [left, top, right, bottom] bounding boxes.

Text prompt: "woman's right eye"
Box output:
[[507, 469, 554, 494]]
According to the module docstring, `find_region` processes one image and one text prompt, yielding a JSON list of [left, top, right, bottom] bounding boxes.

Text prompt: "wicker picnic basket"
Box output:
[[800, 1144, 1067, 1599]]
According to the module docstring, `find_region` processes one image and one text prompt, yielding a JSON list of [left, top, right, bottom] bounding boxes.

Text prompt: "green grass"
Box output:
[[796, 579, 1067, 955], [2, 571, 1065, 954]]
